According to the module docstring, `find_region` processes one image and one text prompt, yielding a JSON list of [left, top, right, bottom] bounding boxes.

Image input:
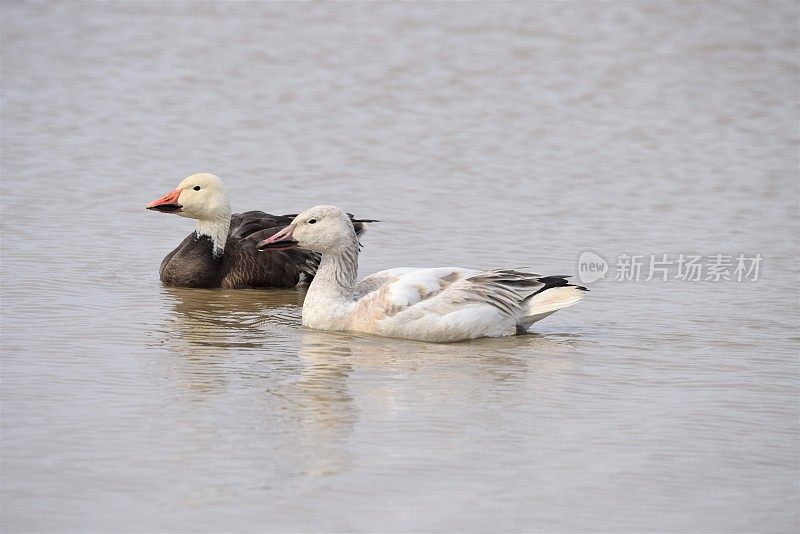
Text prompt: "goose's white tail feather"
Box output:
[[520, 286, 586, 328]]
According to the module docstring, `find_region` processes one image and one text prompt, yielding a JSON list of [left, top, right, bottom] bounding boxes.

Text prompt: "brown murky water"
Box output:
[[2, 2, 798, 532]]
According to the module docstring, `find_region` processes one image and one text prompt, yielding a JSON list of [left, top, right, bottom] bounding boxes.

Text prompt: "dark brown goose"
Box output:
[[146, 173, 374, 289]]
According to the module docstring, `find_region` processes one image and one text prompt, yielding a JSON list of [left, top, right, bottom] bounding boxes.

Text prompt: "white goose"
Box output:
[[257, 205, 587, 343]]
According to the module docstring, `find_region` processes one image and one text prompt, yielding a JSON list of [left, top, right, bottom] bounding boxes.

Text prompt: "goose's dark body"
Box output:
[[159, 211, 369, 289]]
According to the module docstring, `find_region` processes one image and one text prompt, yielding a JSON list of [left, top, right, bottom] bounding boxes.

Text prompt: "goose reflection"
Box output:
[[153, 287, 305, 396], [284, 329, 583, 478], [286, 330, 359, 477], [162, 286, 305, 347], [147, 291, 584, 479]]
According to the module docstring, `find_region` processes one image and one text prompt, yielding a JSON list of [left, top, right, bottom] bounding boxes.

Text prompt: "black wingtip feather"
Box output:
[[533, 276, 588, 295]]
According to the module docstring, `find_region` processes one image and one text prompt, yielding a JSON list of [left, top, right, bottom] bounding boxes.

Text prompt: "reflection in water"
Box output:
[[156, 289, 585, 481], [285, 328, 584, 479], [154, 287, 304, 396], [289, 331, 358, 477], [162, 286, 305, 346], [159, 295, 363, 478]]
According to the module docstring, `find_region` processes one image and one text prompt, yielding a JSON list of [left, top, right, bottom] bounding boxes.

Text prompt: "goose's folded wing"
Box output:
[[356, 267, 482, 317], [358, 268, 560, 319], [221, 237, 320, 288], [220, 212, 320, 287], [230, 211, 296, 240], [353, 267, 420, 299], [233, 211, 378, 242]]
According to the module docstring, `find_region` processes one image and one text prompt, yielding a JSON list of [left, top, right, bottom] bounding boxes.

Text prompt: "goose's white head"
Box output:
[[257, 205, 356, 255], [146, 173, 231, 222], [147, 173, 233, 256]]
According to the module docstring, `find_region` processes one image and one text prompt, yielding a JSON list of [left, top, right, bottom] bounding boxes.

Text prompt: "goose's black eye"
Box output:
[[193, 186, 201, 191], [308, 218, 317, 224]]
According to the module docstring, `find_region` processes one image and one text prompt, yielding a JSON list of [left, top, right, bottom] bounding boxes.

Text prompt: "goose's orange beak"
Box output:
[[146, 189, 183, 213], [257, 225, 298, 251]]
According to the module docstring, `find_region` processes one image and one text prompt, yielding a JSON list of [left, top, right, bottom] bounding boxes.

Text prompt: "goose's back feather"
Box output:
[[219, 232, 319, 289], [345, 267, 584, 342], [229, 211, 295, 239], [233, 211, 374, 242]]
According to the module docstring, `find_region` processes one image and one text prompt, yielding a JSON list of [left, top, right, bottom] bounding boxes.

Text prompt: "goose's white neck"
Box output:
[[302, 236, 360, 328], [194, 210, 231, 257]]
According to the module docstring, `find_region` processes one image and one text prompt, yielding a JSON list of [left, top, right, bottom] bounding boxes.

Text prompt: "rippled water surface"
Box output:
[[2, 2, 798, 532]]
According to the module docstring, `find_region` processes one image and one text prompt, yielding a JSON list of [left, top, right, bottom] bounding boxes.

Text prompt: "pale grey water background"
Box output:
[[2, 2, 798, 532]]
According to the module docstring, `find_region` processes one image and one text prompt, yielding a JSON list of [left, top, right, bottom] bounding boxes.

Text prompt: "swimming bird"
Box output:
[[257, 205, 587, 342], [146, 174, 374, 288]]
